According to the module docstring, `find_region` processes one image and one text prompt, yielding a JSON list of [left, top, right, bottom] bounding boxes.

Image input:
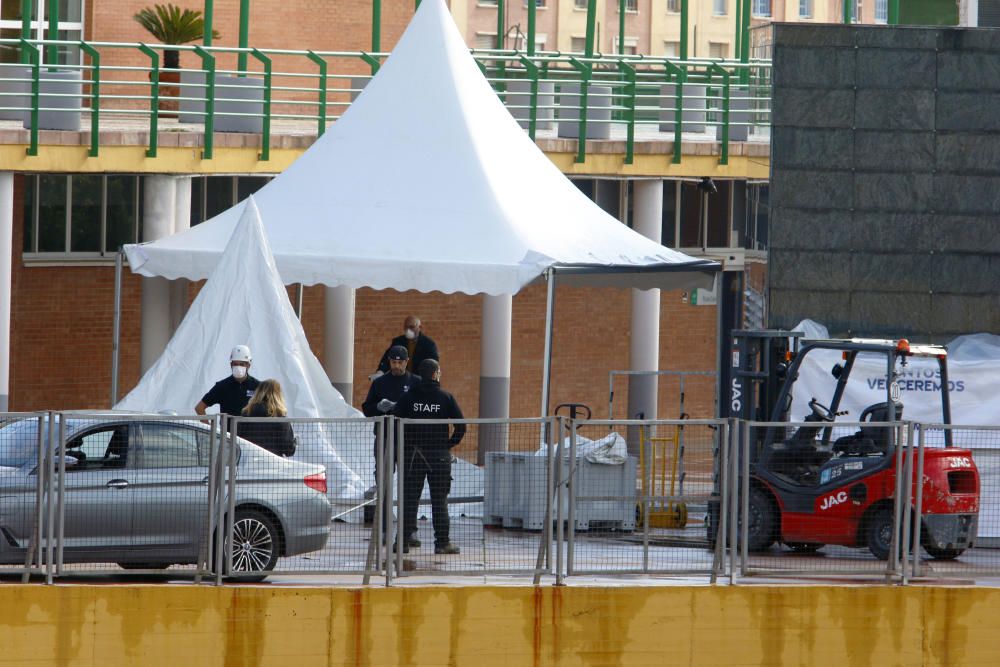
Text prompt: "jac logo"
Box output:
[[819, 491, 848, 511], [731, 378, 742, 414], [948, 457, 973, 469]]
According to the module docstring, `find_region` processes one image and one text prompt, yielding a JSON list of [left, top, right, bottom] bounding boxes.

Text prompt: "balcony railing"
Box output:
[[0, 39, 772, 166]]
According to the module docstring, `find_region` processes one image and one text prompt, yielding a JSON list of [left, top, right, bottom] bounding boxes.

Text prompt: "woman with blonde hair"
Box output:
[[239, 379, 296, 457]]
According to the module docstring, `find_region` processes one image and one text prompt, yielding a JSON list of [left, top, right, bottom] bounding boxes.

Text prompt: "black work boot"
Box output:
[[434, 543, 460, 555]]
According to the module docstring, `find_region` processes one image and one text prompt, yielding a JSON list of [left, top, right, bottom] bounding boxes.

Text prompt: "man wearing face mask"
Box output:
[[195, 345, 261, 416], [375, 316, 439, 377]]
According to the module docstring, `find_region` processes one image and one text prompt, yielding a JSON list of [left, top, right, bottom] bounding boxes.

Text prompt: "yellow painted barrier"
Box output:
[[1, 585, 998, 666]]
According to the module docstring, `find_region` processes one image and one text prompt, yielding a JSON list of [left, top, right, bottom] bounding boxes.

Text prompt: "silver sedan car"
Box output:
[[0, 416, 332, 579]]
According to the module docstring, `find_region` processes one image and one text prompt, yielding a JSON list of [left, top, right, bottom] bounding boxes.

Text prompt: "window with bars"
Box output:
[[0, 0, 84, 65], [874, 0, 888, 22]]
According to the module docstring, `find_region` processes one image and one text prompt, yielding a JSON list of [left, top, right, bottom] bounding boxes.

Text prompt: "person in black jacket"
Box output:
[[195, 345, 260, 416], [375, 316, 439, 376], [393, 359, 465, 554], [362, 345, 418, 538], [237, 379, 296, 457]]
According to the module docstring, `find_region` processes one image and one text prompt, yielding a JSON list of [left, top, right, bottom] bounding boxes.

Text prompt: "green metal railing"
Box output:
[[0, 38, 771, 166]]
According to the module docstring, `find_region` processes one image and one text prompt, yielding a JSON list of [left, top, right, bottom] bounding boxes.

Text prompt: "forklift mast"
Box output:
[[725, 330, 803, 423]]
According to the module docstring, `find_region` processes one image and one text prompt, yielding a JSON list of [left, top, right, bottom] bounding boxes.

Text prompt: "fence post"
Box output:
[[250, 49, 272, 161], [554, 416, 565, 586], [885, 426, 913, 581], [641, 422, 651, 573], [727, 419, 739, 583], [911, 424, 926, 580], [740, 419, 750, 576], [193, 45, 216, 159], [900, 422, 916, 584], [394, 416, 405, 580], [79, 42, 100, 158], [566, 417, 578, 576], [363, 416, 384, 585], [22, 40, 39, 157], [137, 44, 160, 158], [713, 419, 729, 583], [306, 51, 328, 136]]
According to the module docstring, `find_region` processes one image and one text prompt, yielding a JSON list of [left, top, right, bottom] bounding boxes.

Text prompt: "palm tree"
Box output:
[[133, 4, 220, 70]]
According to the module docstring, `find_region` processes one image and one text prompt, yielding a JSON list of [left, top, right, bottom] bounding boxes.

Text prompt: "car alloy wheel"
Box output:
[[228, 509, 280, 577]]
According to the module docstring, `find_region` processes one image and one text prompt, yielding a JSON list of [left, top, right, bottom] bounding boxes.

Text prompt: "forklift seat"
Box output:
[[832, 401, 903, 457], [859, 401, 903, 448]]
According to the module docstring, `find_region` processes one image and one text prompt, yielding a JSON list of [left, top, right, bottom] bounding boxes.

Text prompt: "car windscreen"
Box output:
[[0, 418, 44, 467]]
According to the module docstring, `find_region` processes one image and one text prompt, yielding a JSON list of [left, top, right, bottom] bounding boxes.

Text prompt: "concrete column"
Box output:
[[169, 177, 192, 333], [627, 179, 663, 456], [960, 0, 979, 26], [478, 293, 512, 465], [0, 174, 13, 411], [324, 285, 355, 401], [140, 176, 176, 373]]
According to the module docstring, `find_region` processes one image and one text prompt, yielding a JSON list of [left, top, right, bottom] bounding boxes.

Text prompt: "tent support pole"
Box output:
[[111, 249, 123, 407], [296, 283, 305, 320], [540, 268, 556, 418]]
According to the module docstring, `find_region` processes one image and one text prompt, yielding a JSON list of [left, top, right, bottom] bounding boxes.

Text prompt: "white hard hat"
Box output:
[[230, 345, 252, 363]]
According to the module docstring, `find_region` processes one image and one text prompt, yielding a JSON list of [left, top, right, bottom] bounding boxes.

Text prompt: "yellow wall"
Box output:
[[3, 584, 1000, 666]]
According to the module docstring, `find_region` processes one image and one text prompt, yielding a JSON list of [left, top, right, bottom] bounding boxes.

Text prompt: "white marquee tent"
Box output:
[[116, 198, 369, 502], [121, 0, 718, 415], [124, 0, 716, 294]]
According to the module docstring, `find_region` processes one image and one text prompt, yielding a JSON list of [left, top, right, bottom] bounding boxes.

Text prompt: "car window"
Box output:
[[0, 418, 43, 467], [139, 423, 208, 468], [64, 425, 130, 471]]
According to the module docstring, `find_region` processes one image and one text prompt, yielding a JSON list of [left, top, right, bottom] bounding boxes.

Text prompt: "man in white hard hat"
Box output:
[[195, 345, 261, 416]]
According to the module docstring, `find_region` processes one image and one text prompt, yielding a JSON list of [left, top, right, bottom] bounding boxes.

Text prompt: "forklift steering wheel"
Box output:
[[808, 398, 836, 422]]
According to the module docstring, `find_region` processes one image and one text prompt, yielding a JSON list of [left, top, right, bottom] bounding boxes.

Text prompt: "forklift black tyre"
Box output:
[[866, 507, 894, 561], [786, 542, 822, 554], [747, 487, 777, 552], [922, 544, 965, 561]]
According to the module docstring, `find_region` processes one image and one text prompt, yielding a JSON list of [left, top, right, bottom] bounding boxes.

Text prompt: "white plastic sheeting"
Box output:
[[123, 0, 715, 295], [115, 198, 367, 503], [535, 432, 630, 465], [790, 319, 1000, 429]]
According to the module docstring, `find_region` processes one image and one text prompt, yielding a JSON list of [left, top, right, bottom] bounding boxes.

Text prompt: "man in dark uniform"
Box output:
[[393, 359, 465, 554], [195, 345, 260, 416], [375, 315, 439, 377], [361, 345, 418, 539]]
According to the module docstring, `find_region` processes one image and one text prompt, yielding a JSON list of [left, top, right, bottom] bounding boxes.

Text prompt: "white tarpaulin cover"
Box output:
[[123, 0, 715, 295], [535, 432, 629, 465], [790, 319, 1000, 429], [116, 197, 484, 517], [115, 198, 367, 503]]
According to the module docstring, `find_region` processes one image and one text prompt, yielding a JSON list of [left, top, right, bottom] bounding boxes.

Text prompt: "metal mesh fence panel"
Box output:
[[224, 416, 380, 580], [0, 413, 49, 579], [391, 418, 554, 579], [905, 425, 999, 580], [45, 413, 224, 579], [739, 420, 908, 579], [564, 418, 727, 579]]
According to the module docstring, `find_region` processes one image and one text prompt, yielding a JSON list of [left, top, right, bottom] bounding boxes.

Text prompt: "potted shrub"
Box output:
[[133, 3, 219, 114]]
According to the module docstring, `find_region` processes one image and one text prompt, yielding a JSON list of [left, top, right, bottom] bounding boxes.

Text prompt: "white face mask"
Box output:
[[404, 328, 417, 340], [232, 365, 248, 380]]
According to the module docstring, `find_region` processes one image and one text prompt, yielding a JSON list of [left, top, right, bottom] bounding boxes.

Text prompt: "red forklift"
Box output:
[[712, 330, 979, 560]]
